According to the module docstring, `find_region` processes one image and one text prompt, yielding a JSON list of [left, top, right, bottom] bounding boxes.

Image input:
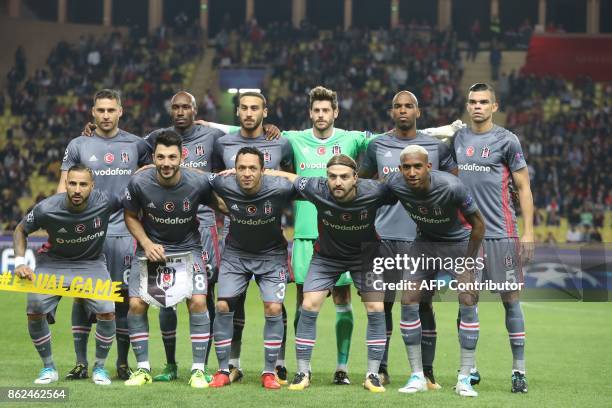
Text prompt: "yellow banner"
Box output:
[[0, 272, 124, 302]]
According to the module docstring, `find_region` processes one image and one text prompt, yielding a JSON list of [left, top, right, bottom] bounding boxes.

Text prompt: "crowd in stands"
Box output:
[[502, 73, 611, 240], [214, 20, 465, 132], [1, 28, 203, 230]]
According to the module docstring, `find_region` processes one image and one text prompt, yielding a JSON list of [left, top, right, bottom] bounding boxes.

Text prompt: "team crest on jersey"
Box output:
[[263, 150, 272, 163], [193, 262, 201, 273], [75, 224, 86, 233], [156, 265, 176, 291], [104, 153, 115, 164], [93, 217, 101, 229], [201, 250, 209, 263], [332, 144, 341, 155], [121, 151, 129, 163], [264, 200, 272, 215], [246, 205, 257, 214], [341, 213, 352, 221], [124, 255, 132, 267], [505, 255, 513, 268], [317, 146, 326, 155], [360, 209, 368, 220], [26, 211, 34, 223], [164, 202, 175, 212], [433, 206, 442, 216], [183, 198, 191, 212], [418, 206, 428, 215], [196, 144, 204, 156], [182, 147, 189, 158], [466, 146, 475, 157], [481, 146, 490, 158]]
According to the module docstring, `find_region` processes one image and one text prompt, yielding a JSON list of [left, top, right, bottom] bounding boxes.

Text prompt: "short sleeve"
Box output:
[[198, 173, 214, 205], [105, 192, 124, 212], [60, 139, 81, 171], [137, 138, 152, 165], [122, 180, 141, 213], [438, 140, 457, 172], [360, 138, 379, 175], [21, 205, 42, 235], [280, 138, 294, 170], [378, 182, 398, 206], [293, 176, 320, 201], [211, 138, 225, 171], [504, 134, 527, 172], [453, 182, 478, 216]]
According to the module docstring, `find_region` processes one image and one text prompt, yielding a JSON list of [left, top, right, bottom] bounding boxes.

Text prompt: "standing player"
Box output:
[[207, 147, 297, 389], [143, 91, 226, 382], [385, 145, 485, 397], [59, 89, 148, 380], [14, 165, 122, 385], [211, 91, 293, 383], [359, 90, 457, 387], [122, 131, 222, 388], [452, 83, 534, 393], [267, 155, 398, 393]]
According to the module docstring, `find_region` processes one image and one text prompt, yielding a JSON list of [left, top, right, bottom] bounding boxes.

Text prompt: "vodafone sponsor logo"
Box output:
[[458, 163, 491, 172], [299, 162, 326, 170], [56, 230, 105, 244], [148, 213, 193, 224], [182, 160, 208, 168], [382, 166, 400, 175], [93, 168, 132, 176]]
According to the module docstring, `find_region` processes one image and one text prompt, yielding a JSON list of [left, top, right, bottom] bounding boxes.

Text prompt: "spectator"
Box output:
[[566, 225, 582, 243]]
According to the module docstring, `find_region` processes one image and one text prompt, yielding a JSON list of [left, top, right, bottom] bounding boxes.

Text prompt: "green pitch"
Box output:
[[1, 284, 611, 407]]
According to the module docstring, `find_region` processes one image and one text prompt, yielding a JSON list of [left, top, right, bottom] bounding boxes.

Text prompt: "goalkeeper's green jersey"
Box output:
[[283, 128, 371, 239]]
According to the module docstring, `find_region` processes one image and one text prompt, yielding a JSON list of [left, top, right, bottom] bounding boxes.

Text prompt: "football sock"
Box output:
[[71, 301, 91, 365], [419, 301, 437, 370], [127, 313, 149, 366], [213, 311, 234, 371], [94, 318, 115, 369], [29, 317, 55, 369], [264, 313, 283, 373], [115, 299, 130, 365], [295, 309, 318, 373], [400, 304, 423, 373], [380, 301, 394, 369], [277, 305, 288, 365], [189, 311, 210, 369], [159, 307, 177, 365], [335, 303, 353, 370], [504, 301, 526, 373], [230, 294, 246, 364], [366, 311, 386, 374], [205, 282, 216, 365], [458, 305, 479, 376]]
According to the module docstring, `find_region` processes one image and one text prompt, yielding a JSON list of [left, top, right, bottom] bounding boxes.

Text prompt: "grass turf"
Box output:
[[0, 283, 611, 407]]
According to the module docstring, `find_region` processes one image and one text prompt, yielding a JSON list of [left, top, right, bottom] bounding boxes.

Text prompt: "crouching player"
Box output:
[[122, 131, 224, 388], [13, 164, 122, 385]]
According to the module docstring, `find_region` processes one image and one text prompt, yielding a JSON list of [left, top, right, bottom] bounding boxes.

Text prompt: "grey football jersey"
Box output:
[[210, 175, 297, 258], [294, 177, 397, 260], [362, 131, 457, 241], [61, 129, 148, 236], [452, 125, 527, 238], [144, 125, 225, 227], [212, 131, 293, 171], [386, 170, 478, 242], [21, 190, 122, 261], [123, 168, 213, 252]]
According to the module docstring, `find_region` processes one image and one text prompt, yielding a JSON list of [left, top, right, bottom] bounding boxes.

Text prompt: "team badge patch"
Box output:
[[505, 255, 513, 268], [104, 153, 114, 164], [481, 146, 490, 158], [279, 267, 286, 281], [183, 197, 191, 212], [466, 146, 475, 157], [263, 150, 271, 163], [93, 217, 101, 229], [341, 213, 352, 221], [418, 206, 428, 215], [75, 224, 86, 233], [124, 255, 132, 267], [246, 205, 257, 214], [317, 146, 326, 155], [332, 144, 341, 155], [264, 200, 272, 215], [121, 151, 129, 163], [202, 250, 209, 263], [360, 209, 368, 220], [164, 202, 175, 212], [298, 178, 308, 191], [156, 265, 176, 291], [196, 144, 204, 156]]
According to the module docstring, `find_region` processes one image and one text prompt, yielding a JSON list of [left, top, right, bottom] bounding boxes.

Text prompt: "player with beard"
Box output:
[[59, 89, 148, 381]]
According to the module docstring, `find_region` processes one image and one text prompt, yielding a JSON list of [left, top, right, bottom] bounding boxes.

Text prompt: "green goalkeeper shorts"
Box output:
[[292, 238, 352, 286]]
